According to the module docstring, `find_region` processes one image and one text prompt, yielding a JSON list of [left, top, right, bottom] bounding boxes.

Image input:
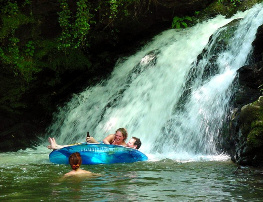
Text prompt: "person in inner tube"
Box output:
[[48, 128, 142, 150], [87, 131, 141, 150], [87, 128, 127, 146]]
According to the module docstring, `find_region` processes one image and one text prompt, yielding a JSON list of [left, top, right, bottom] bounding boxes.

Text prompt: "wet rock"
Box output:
[[229, 23, 263, 166], [231, 96, 263, 166], [252, 25, 263, 62]]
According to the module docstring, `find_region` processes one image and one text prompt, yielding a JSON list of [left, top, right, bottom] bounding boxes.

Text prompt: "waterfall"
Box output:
[[46, 4, 263, 160]]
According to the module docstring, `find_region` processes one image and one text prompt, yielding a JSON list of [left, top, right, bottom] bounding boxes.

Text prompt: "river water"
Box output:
[[2, 3, 263, 201], [1, 149, 263, 201]]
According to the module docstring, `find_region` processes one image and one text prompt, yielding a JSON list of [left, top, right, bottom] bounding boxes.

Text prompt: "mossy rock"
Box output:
[[247, 122, 263, 148], [200, 0, 263, 19], [238, 96, 263, 165]]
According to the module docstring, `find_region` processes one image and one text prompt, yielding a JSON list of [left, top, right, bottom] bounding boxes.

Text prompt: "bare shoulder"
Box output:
[[63, 170, 75, 177], [77, 172, 100, 177], [64, 169, 101, 178], [79, 169, 93, 174]]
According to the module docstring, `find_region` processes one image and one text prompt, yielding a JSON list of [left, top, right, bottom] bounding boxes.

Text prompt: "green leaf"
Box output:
[[184, 16, 192, 21], [181, 22, 188, 28]]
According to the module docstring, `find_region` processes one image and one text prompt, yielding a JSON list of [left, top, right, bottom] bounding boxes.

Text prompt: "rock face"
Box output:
[[237, 62, 263, 106], [229, 25, 263, 166], [253, 24, 263, 63]]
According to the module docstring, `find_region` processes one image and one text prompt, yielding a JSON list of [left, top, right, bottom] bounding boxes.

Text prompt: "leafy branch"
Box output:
[[58, 0, 93, 52], [172, 16, 193, 29]]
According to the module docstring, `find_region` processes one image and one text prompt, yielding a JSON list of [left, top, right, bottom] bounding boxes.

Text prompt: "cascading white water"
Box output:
[[45, 4, 263, 161]]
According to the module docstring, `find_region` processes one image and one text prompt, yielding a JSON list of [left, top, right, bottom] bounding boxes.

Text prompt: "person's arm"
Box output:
[[86, 136, 99, 143], [103, 134, 115, 144]]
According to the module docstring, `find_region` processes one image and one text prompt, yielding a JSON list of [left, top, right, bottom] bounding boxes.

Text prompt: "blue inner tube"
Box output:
[[49, 143, 148, 165]]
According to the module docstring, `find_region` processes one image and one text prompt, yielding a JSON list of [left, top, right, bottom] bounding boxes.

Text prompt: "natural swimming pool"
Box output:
[[1, 149, 263, 201]]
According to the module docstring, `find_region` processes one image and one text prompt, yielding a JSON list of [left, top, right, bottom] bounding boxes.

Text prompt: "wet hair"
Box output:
[[69, 152, 82, 170], [116, 128, 128, 141], [132, 137, 142, 149]]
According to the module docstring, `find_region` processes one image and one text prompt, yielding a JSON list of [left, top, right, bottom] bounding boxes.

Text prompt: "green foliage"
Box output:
[[49, 49, 92, 73], [0, 0, 146, 85], [57, 0, 141, 51], [218, 0, 241, 7], [58, 0, 72, 50], [24, 40, 35, 57], [98, 0, 137, 25], [0, 0, 139, 84], [0, 1, 39, 83], [172, 16, 193, 29], [23, 0, 31, 6], [58, 0, 92, 52], [0, 3, 33, 39], [1, 1, 19, 15], [109, 0, 120, 19], [0, 37, 40, 82], [74, 0, 91, 48], [0, 37, 20, 65]]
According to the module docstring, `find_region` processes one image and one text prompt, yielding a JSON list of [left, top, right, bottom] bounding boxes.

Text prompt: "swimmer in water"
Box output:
[[64, 152, 100, 177]]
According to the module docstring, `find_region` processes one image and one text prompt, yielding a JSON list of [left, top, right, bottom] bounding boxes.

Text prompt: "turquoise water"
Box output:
[[1, 150, 263, 201]]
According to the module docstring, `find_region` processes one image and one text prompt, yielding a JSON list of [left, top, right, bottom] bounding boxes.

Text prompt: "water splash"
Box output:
[[45, 4, 263, 161]]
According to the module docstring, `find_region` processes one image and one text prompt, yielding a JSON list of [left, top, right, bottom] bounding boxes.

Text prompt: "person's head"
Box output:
[[127, 137, 142, 149], [69, 152, 82, 170], [114, 128, 128, 143]]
